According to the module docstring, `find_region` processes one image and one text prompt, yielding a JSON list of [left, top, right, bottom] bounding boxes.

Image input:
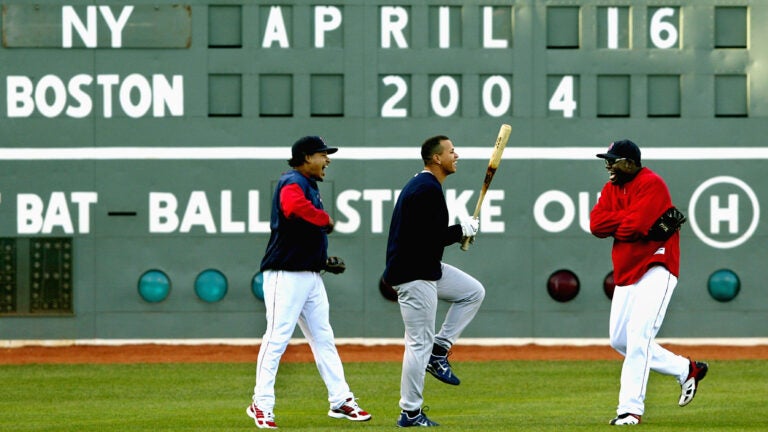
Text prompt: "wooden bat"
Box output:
[[461, 124, 511, 251]]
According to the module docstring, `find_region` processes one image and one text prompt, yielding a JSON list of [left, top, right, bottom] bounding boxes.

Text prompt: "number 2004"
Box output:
[[379, 75, 579, 118]]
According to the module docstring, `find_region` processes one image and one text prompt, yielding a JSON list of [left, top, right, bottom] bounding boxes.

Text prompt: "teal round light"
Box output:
[[138, 270, 171, 303], [252, 272, 264, 301], [195, 269, 227, 303], [707, 269, 740, 302]]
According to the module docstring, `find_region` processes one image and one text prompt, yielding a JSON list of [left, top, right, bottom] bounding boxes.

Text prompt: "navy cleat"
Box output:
[[426, 354, 460, 385], [397, 408, 439, 427]]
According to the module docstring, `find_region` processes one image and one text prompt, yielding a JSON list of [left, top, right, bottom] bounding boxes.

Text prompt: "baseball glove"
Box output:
[[646, 206, 686, 241], [324, 256, 346, 274]]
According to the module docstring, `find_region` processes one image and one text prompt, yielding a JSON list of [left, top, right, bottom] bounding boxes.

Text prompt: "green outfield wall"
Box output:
[[1, 0, 766, 341]]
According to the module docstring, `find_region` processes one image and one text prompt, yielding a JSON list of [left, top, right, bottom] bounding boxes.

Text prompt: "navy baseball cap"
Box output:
[[289, 136, 337, 166], [596, 139, 641, 164]]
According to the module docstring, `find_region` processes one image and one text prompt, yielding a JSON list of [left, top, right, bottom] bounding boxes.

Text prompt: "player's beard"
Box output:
[[610, 169, 638, 185]]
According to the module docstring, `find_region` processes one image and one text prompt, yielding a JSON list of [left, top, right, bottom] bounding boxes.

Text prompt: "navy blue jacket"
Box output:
[[383, 171, 463, 285], [260, 170, 329, 272]]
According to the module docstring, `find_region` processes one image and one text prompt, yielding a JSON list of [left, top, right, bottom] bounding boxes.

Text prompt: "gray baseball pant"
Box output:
[[394, 263, 485, 411]]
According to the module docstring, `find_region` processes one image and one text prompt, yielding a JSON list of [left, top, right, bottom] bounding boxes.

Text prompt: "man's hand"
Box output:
[[460, 217, 479, 238]]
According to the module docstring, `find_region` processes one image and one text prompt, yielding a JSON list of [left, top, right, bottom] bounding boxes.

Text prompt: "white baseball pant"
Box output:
[[253, 270, 353, 412], [609, 265, 690, 415], [395, 263, 485, 411]]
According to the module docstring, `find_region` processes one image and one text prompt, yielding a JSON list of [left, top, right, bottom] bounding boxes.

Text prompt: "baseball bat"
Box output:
[[461, 123, 511, 251]]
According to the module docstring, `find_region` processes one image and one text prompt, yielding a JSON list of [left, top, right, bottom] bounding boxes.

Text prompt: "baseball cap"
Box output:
[[596, 139, 641, 164], [289, 136, 338, 166]]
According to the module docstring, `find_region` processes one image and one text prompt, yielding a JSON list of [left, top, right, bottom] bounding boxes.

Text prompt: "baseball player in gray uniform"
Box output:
[[383, 135, 485, 427]]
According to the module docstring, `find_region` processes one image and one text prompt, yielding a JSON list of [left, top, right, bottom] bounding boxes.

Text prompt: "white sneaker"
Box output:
[[609, 413, 641, 425], [328, 397, 372, 421], [246, 403, 277, 429], [679, 359, 709, 407]]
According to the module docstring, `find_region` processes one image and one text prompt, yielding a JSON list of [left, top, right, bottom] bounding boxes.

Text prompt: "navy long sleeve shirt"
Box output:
[[260, 170, 329, 272], [383, 171, 463, 285]]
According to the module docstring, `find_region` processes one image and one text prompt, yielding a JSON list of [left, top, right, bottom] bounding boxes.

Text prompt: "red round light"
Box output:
[[547, 269, 580, 302], [603, 271, 615, 300]]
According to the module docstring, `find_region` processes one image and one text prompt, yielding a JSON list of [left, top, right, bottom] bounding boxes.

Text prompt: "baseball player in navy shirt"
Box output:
[[247, 136, 371, 429], [590, 139, 708, 426], [384, 135, 485, 427]]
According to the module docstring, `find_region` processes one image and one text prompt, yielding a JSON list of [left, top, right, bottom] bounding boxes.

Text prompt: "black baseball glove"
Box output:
[[646, 207, 686, 241], [324, 256, 346, 274]]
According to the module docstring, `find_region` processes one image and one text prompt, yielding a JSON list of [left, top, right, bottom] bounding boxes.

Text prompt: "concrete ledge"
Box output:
[[3, 337, 767, 348]]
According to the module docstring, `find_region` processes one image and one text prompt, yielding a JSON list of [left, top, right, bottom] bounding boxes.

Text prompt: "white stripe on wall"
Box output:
[[0, 147, 766, 161]]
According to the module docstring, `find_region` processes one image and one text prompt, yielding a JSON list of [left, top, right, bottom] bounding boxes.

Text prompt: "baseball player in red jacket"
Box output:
[[590, 139, 708, 426]]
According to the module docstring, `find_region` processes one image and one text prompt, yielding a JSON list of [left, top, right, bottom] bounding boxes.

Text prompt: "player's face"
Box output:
[[604, 158, 636, 185], [305, 151, 331, 180], [435, 140, 459, 175]]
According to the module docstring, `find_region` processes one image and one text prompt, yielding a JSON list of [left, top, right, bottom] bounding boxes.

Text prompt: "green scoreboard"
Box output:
[[1, 0, 765, 341]]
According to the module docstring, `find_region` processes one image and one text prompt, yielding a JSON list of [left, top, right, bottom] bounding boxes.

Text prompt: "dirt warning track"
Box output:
[[1, 343, 766, 365]]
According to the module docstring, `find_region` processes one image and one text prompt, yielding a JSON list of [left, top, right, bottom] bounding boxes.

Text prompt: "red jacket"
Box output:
[[590, 167, 680, 286]]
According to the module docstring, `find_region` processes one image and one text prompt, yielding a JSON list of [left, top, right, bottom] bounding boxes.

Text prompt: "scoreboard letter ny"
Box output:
[[62, 5, 134, 48]]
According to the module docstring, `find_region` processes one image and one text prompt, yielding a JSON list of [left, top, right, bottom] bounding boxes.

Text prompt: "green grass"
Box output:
[[1, 360, 766, 431]]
